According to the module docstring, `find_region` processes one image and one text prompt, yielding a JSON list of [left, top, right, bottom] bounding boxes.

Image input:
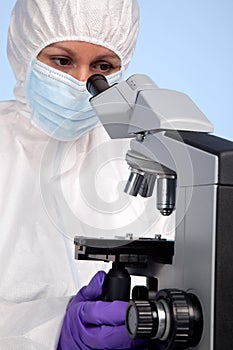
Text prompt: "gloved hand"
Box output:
[[57, 271, 146, 350]]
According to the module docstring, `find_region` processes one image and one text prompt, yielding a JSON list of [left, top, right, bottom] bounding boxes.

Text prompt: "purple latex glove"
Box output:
[[57, 271, 146, 350]]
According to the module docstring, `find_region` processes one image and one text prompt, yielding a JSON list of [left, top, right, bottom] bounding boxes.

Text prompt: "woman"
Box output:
[[0, 0, 152, 348]]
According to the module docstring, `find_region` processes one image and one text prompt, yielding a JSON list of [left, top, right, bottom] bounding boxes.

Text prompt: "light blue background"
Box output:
[[1, 0, 233, 139]]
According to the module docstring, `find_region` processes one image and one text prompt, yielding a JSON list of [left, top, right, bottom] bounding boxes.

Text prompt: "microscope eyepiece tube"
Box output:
[[86, 74, 110, 97], [156, 175, 177, 216]]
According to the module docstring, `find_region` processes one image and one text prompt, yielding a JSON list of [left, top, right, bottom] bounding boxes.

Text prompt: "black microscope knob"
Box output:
[[155, 289, 203, 349], [126, 288, 203, 349], [126, 300, 155, 339]]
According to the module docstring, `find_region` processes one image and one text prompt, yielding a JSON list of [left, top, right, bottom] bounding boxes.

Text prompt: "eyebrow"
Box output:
[[45, 44, 76, 55], [47, 43, 120, 61], [92, 54, 120, 62]]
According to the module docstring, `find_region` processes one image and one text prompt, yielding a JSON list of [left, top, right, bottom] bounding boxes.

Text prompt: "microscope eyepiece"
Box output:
[[86, 74, 110, 97]]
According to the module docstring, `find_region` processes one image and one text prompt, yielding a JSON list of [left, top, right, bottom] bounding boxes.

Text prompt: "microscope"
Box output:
[[74, 74, 233, 349]]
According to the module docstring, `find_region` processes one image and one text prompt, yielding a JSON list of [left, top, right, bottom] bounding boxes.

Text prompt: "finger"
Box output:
[[74, 271, 106, 302], [79, 300, 127, 326]]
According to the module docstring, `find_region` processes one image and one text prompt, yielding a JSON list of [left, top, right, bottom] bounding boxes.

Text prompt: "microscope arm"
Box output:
[[87, 73, 214, 139]]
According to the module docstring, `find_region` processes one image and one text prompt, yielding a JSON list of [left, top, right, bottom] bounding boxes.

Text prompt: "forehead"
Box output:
[[41, 41, 121, 61]]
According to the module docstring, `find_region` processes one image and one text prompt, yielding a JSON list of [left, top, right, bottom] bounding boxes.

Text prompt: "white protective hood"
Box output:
[[0, 0, 173, 349]]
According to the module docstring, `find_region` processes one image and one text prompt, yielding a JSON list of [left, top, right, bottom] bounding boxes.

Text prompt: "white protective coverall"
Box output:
[[0, 0, 173, 349]]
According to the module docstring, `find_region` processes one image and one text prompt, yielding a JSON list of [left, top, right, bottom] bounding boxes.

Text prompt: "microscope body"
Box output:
[[75, 74, 233, 349], [126, 130, 233, 350]]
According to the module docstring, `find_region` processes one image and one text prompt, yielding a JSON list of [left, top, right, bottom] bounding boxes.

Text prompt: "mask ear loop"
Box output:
[[25, 58, 36, 110]]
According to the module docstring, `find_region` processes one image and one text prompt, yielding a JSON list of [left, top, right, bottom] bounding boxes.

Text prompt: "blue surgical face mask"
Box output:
[[26, 58, 123, 141]]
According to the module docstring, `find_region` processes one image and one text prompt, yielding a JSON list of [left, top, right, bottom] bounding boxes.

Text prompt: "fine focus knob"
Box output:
[[126, 300, 155, 338]]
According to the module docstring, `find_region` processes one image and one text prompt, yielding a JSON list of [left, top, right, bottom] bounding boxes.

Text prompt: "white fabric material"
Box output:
[[0, 0, 173, 348]]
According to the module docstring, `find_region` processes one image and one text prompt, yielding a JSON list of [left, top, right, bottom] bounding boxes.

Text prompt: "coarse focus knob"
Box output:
[[156, 289, 191, 349], [126, 288, 203, 349]]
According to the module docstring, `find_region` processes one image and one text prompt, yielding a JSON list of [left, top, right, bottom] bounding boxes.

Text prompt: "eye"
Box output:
[[52, 57, 72, 67], [93, 62, 114, 73]]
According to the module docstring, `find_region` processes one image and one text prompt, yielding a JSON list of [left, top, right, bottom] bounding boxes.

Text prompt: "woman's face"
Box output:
[[37, 41, 121, 81]]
